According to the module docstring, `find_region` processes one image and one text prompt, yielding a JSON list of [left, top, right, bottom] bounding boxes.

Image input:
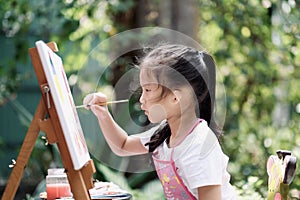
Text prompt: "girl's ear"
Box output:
[[172, 90, 182, 102]]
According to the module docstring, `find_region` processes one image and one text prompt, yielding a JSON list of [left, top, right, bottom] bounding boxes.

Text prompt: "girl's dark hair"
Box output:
[[140, 44, 222, 152]]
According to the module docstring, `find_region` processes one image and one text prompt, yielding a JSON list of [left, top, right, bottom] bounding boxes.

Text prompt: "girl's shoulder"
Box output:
[[182, 120, 220, 158]]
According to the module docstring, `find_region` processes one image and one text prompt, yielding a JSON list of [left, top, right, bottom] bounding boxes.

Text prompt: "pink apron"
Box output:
[[152, 119, 202, 200]]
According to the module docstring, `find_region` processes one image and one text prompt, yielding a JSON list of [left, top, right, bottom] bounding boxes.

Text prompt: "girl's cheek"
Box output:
[[148, 104, 166, 123]]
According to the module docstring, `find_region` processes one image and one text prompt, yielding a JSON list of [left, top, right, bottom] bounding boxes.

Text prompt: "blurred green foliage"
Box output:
[[0, 0, 299, 199], [199, 0, 300, 198]]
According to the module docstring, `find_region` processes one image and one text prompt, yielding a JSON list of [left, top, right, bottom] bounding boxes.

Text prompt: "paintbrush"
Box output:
[[75, 99, 129, 109]]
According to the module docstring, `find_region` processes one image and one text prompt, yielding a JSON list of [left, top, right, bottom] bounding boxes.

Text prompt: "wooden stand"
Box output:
[[1, 42, 95, 200]]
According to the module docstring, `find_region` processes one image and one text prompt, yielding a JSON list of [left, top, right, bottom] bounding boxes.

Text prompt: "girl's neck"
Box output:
[[167, 113, 198, 148]]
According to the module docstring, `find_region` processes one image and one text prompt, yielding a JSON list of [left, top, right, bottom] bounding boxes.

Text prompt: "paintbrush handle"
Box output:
[[75, 99, 129, 109]]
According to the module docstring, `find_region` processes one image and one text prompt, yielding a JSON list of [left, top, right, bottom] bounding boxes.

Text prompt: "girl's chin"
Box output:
[[149, 118, 164, 124], [147, 114, 165, 124]]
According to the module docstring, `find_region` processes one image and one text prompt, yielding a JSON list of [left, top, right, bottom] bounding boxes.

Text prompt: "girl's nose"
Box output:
[[139, 92, 145, 104]]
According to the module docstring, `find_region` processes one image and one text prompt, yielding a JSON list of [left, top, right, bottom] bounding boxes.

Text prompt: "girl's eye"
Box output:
[[141, 84, 158, 93]]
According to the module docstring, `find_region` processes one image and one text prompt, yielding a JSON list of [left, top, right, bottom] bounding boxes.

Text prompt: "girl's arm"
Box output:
[[198, 185, 221, 200], [84, 93, 148, 156]]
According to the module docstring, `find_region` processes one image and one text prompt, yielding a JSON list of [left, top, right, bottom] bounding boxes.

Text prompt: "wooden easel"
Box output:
[[1, 42, 95, 200]]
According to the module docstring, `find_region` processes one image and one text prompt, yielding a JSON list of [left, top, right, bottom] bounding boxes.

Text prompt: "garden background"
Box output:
[[0, 0, 299, 199]]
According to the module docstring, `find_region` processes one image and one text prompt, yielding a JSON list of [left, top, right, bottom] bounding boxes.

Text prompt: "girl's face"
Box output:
[[139, 69, 171, 123]]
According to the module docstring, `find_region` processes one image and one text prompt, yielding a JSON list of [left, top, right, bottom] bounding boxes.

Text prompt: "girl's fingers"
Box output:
[[83, 93, 95, 108], [90, 104, 107, 118], [83, 93, 108, 110]]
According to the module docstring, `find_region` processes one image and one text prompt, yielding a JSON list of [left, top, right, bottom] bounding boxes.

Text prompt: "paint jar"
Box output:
[[46, 168, 72, 200]]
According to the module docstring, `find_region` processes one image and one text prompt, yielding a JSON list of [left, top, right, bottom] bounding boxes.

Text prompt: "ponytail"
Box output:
[[145, 122, 171, 153], [201, 52, 222, 139]]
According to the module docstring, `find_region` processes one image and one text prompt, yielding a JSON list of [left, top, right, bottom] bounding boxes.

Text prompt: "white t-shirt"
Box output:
[[139, 120, 236, 200]]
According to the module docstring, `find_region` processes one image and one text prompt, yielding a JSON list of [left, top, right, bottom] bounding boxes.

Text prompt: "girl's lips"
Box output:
[[142, 108, 149, 115], [141, 105, 148, 115]]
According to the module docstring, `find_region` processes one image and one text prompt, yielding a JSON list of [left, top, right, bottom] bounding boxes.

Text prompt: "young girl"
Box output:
[[83, 44, 236, 199]]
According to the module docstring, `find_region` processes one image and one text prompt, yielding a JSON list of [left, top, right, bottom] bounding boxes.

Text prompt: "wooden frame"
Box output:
[[1, 42, 95, 200]]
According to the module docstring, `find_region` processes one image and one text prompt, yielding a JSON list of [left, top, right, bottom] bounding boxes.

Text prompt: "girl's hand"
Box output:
[[83, 92, 108, 108], [83, 92, 108, 118]]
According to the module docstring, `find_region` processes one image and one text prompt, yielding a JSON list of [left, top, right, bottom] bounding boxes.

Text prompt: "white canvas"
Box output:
[[36, 40, 90, 170]]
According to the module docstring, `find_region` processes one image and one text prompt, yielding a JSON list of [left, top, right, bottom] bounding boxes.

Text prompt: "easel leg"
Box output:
[[1, 99, 46, 200], [67, 169, 93, 199]]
